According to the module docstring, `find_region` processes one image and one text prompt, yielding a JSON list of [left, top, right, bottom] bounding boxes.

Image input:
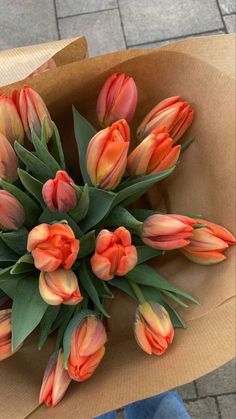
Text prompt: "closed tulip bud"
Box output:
[[14, 86, 53, 142], [0, 93, 24, 145], [127, 129, 181, 176], [134, 302, 174, 356], [142, 214, 195, 250], [0, 309, 21, 361], [97, 72, 138, 127], [181, 218, 236, 265], [39, 350, 71, 407], [0, 190, 25, 231], [42, 170, 77, 213], [86, 119, 130, 190], [137, 96, 194, 142], [27, 223, 80, 272], [67, 316, 107, 382], [0, 133, 18, 182], [91, 227, 138, 280], [39, 269, 83, 306]]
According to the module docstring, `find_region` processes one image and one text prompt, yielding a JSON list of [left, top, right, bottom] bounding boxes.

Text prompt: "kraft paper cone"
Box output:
[[0, 35, 235, 418]]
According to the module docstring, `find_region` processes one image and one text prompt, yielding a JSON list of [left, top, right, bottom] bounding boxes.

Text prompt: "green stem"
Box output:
[[128, 280, 146, 304]]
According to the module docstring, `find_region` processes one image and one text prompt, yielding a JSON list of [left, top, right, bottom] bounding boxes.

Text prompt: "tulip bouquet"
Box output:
[[0, 73, 235, 408]]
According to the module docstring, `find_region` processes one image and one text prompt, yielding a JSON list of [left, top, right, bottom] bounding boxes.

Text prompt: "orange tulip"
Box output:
[[42, 170, 77, 213], [27, 223, 80, 272], [67, 316, 107, 382], [134, 301, 174, 356], [127, 129, 181, 176], [0, 190, 25, 231], [181, 218, 236, 265], [39, 350, 71, 407], [137, 96, 194, 142], [0, 133, 18, 182], [86, 119, 130, 190], [13, 86, 53, 142], [96, 72, 138, 127], [91, 227, 138, 280], [0, 93, 24, 145], [0, 309, 21, 361], [142, 214, 195, 250], [39, 269, 83, 305]]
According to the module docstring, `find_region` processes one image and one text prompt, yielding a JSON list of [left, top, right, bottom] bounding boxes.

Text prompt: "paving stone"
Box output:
[[185, 397, 219, 419], [0, 0, 58, 50], [223, 14, 236, 32], [119, 0, 223, 46], [55, 0, 117, 18], [195, 359, 236, 397], [219, 0, 236, 15], [217, 394, 236, 419], [175, 381, 197, 400], [58, 9, 125, 56]]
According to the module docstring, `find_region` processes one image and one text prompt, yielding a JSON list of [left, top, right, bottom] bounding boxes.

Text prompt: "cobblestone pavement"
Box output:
[[0, 1, 235, 418]]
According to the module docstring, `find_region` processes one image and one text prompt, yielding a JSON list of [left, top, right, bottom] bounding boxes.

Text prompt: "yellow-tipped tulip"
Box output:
[[0, 309, 21, 361], [0, 133, 18, 182], [0, 93, 24, 145], [0, 190, 25, 231]]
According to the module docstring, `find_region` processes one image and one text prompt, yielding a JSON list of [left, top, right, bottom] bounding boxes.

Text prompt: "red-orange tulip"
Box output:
[[0, 93, 24, 145], [27, 223, 80, 272], [137, 96, 194, 142], [42, 170, 77, 213], [91, 227, 138, 280], [13, 86, 53, 142], [181, 218, 236, 265], [127, 129, 181, 176], [86, 119, 130, 190], [134, 302, 174, 356], [0, 190, 25, 231], [0, 133, 18, 182], [0, 309, 21, 361], [142, 214, 195, 250], [97, 72, 138, 127], [39, 269, 83, 305], [67, 316, 107, 382], [39, 350, 71, 407]]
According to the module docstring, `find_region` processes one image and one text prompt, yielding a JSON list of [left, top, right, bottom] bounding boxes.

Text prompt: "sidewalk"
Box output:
[[0, 1, 235, 418]]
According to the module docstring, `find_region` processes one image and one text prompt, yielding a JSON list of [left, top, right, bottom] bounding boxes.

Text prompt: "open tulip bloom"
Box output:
[[0, 74, 235, 408]]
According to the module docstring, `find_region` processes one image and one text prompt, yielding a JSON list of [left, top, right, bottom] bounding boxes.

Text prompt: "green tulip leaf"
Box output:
[[31, 130, 61, 176], [38, 305, 61, 350], [0, 239, 19, 263], [14, 141, 52, 182], [136, 246, 164, 264], [39, 208, 83, 239], [18, 169, 44, 207], [109, 277, 135, 299], [0, 227, 28, 255], [69, 184, 89, 223], [51, 122, 66, 169], [78, 230, 96, 259], [80, 188, 115, 232]]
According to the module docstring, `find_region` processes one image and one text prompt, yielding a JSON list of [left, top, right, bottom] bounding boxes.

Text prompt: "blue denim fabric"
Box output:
[[95, 391, 191, 419]]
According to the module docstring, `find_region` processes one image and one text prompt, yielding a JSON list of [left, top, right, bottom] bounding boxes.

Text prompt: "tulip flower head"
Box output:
[[27, 223, 80, 272], [127, 128, 181, 176], [134, 302, 174, 356], [137, 96, 194, 142], [0, 93, 24, 145], [86, 119, 130, 190], [0, 190, 25, 231], [142, 214, 195, 250], [91, 227, 138, 280], [67, 316, 107, 382], [181, 218, 236, 265], [39, 350, 71, 407], [97, 72, 138, 127], [0, 133, 18, 182], [0, 309, 20, 361], [13, 86, 53, 142], [39, 269, 83, 305], [42, 170, 77, 213]]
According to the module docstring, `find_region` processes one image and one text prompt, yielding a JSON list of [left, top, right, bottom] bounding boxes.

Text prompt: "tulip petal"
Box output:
[[91, 252, 113, 280]]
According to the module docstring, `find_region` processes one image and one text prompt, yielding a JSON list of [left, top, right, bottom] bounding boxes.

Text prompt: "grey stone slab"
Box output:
[[224, 14, 236, 32], [219, 0, 236, 15], [185, 397, 219, 419], [58, 10, 125, 56], [128, 31, 225, 49], [175, 382, 197, 400], [217, 394, 236, 419], [0, 0, 58, 50], [119, 0, 224, 46], [195, 359, 236, 397], [56, 0, 117, 18]]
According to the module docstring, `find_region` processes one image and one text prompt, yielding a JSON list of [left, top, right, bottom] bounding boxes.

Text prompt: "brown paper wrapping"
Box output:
[[0, 35, 235, 418]]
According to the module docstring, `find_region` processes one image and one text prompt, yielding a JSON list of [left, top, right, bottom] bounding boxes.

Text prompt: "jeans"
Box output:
[[95, 391, 191, 419]]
